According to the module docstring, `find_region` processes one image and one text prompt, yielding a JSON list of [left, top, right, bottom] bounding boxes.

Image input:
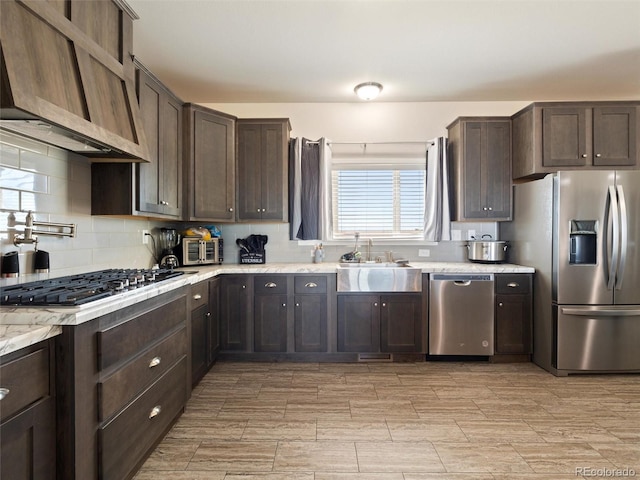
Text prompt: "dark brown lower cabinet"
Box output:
[[254, 294, 288, 352], [338, 294, 424, 353], [294, 294, 328, 352], [219, 276, 250, 351], [191, 303, 210, 386], [209, 277, 221, 362], [56, 287, 189, 480], [380, 294, 423, 352], [494, 274, 533, 355], [0, 340, 55, 480]]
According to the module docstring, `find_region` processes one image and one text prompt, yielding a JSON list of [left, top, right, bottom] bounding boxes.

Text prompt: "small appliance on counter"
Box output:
[[237, 235, 268, 264], [1, 251, 20, 278], [177, 237, 223, 266], [33, 250, 50, 273], [158, 228, 180, 268], [466, 234, 508, 263]]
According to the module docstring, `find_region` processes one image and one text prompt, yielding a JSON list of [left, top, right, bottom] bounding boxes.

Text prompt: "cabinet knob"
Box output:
[[582, 154, 588, 158], [483, 207, 488, 211], [304, 282, 318, 288], [149, 356, 161, 368], [374, 302, 378, 307], [242, 285, 246, 289], [499, 302, 504, 307], [382, 303, 386, 307], [282, 303, 286, 307], [507, 282, 519, 288], [295, 303, 300, 307], [229, 207, 234, 212], [488, 207, 493, 211], [257, 209, 261, 212], [265, 282, 277, 288], [206, 312, 211, 318], [193, 294, 202, 300], [149, 405, 162, 419], [262, 208, 266, 212], [595, 154, 602, 158], [0, 388, 9, 400]]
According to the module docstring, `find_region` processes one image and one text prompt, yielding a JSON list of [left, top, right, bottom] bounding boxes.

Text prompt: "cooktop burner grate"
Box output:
[[0, 268, 184, 306]]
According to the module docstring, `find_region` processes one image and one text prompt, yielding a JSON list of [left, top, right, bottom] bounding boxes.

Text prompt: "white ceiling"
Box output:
[[129, 0, 640, 103]]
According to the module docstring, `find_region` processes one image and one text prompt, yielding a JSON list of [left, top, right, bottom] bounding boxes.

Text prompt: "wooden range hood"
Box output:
[[0, 0, 150, 162]]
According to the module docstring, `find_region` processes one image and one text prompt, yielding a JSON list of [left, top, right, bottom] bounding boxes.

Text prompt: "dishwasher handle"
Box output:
[[454, 280, 471, 286], [431, 274, 494, 282]]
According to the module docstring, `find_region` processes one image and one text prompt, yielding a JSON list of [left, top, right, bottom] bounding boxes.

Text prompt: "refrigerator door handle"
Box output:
[[616, 184, 628, 290], [605, 185, 619, 291], [561, 307, 640, 317]]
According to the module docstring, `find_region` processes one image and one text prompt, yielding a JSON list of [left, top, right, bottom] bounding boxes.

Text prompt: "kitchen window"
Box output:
[[329, 146, 426, 240]]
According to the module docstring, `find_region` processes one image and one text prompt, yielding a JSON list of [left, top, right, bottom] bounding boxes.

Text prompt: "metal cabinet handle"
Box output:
[[242, 285, 246, 289], [149, 405, 162, 419], [304, 282, 318, 288], [0, 388, 9, 400], [582, 154, 588, 158], [507, 282, 519, 288], [193, 294, 202, 300], [228, 207, 234, 212], [482, 207, 488, 211], [595, 153, 602, 158], [498, 302, 504, 307], [382, 303, 386, 307], [206, 312, 211, 318], [282, 303, 286, 307], [149, 356, 161, 368], [295, 303, 300, 307], [265, 282, 277, 288], [262, 209, 266, 212], [374, 302, 378, 307], [257, 209, 261, 212], [488, 207, 493, 211]]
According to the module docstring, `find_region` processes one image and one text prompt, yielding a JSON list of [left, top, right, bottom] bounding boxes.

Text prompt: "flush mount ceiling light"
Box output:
[[354, 82, 383, 100]]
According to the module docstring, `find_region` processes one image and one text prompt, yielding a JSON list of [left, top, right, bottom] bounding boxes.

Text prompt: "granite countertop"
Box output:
[[0, 261, 534, 356]]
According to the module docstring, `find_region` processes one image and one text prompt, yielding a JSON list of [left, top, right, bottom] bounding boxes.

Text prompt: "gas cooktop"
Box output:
[[0, 268, 184, 306]]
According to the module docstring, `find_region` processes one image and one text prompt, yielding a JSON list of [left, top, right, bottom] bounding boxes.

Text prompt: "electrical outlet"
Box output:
[[467, 229, 476, 240], [418, 249, 430, 257], [142, 229, 150, 244]]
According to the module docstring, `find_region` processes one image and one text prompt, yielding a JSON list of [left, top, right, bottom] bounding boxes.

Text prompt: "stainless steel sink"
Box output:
[[337, 264, 422, 292]]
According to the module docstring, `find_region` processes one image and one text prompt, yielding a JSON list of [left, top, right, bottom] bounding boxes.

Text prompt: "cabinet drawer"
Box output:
[[97, 295, 187, 371], [0, 346, 50, 422], [294, 275, 327, 294], [99, 356, 187, 480], [191, 281, 209, 308], [254, 276, 287, 294], [496, 274, 531, 294], [98, 327, 187, 421]]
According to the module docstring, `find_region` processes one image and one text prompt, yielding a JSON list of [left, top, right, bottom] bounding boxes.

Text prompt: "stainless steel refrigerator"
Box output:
[[502, 170, 640, 375]]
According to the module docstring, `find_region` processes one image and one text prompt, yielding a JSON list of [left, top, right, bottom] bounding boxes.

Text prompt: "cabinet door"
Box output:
[[542, 107, 589, 167], [219, 277, 249, 351], [294, 295, 328, 352], [380, 294, 423, 353], [236, 123, 263, 221], [261, 123, 287, 221], [191, 303, 209, 387], [337, 295, 380, 352], [462, 121, 485, 218], [593, 106, 637, 166], [209, 278, 221, 363], [0, 397, 55, 480], [483, 121, 512, 219], [495, 294, 532, 354], [254, 295, 288, 352], [159, 94, 182, 216], [189, 109, 235, 221]]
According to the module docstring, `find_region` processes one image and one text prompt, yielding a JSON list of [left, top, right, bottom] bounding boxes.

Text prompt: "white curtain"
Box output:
[[424, 137, 451, 241]]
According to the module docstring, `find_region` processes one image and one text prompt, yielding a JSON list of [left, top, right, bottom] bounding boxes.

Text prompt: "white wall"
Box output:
[[206, 101, 530, 264], [0, 101, 531, 274]]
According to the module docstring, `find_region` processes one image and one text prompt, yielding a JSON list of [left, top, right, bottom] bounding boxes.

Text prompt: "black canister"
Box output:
[[34, 250, 50, 273], [1, 251, 20, 278]]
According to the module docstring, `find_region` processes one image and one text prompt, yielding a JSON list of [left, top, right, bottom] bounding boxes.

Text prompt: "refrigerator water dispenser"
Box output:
[[569, 220, 597, 265]]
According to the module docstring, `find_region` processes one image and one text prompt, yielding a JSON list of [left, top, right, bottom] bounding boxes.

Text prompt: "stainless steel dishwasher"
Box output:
[[429, 274, 495, 355]]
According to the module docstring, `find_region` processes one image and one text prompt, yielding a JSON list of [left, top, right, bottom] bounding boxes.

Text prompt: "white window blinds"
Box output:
[[329, 145, 426, 240]]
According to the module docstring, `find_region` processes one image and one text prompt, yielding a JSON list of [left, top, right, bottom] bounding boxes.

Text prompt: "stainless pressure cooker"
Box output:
[[466, 235, 508, 263]]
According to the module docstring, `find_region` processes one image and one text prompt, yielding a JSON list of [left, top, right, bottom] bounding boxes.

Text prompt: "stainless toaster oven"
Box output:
[[180, 237, 223, 266]]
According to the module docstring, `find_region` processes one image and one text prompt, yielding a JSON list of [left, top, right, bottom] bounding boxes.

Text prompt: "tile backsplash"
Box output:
[[1, 130, 499, 277], [0, 131, 162, 277]]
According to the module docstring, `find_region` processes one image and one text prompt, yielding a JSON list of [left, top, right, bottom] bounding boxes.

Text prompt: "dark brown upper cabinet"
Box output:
[[448, 117, 512, 221], [183, 104, 237, 222], [512, 102, 639, 180], [236, 119, 291, 222], [0, 0, 150, 161], [91, 61, 183, 219]]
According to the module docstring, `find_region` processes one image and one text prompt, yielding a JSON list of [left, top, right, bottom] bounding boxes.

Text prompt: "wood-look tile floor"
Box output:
[[134, 361, 640, 480]]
